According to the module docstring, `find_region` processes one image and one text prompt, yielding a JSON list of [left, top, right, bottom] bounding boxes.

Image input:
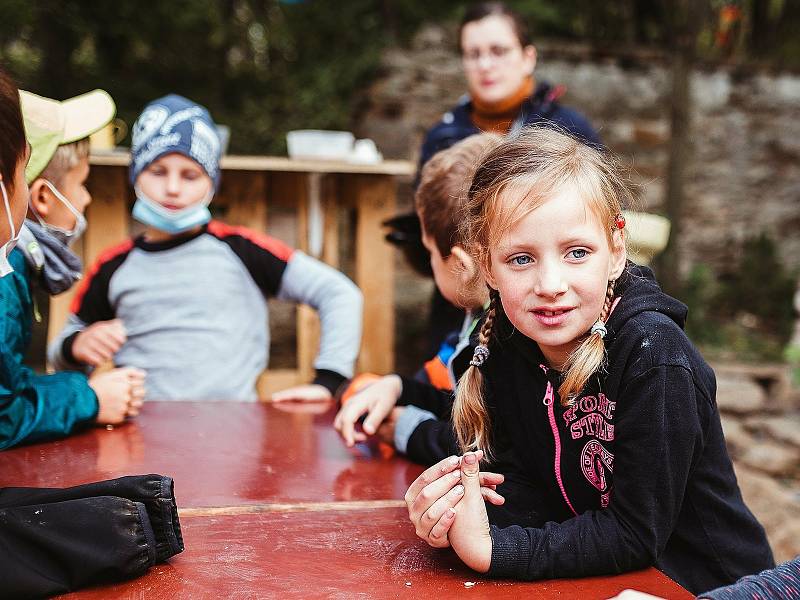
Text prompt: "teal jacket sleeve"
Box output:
[[0, 250, 99, 450]]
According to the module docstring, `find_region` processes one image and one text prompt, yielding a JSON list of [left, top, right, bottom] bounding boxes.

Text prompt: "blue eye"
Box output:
[[510, 255, 532, 266], [569, 249, 588, 259]]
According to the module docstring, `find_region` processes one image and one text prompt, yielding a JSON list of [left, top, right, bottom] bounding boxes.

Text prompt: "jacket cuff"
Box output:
[[488, 524, 537, 579], [394, 405, 436, 454], [313, 369, 347, 396], [61, 331, 81, 365], [134, 501, 158, 569]]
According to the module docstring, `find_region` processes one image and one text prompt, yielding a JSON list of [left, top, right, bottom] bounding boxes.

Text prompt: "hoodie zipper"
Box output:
[[540, 365, 578, 516]]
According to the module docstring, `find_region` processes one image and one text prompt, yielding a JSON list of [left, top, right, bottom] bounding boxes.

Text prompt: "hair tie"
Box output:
[[590, 320, 607, 338], [470, 344, 490, 367]]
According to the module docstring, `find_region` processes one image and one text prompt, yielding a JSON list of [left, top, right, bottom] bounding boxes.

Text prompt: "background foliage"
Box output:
[[2, 0, 798, 154]]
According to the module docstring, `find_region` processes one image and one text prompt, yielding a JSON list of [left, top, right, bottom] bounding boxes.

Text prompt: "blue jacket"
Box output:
[[418, 81, 601, 170], [0, 248, 98, 450]]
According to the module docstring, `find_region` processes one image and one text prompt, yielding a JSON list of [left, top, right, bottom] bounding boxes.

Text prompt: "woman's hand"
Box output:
[[405, 452, 504, 549], [448, 451, 492, 573], [333, 374, 402, 447]]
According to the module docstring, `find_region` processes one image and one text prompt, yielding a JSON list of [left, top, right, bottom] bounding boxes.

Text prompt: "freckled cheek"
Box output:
[[496, 286, 529, 318]]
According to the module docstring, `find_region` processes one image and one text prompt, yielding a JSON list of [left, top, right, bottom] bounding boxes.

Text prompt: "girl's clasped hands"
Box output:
[[404, 450, 503, 573]]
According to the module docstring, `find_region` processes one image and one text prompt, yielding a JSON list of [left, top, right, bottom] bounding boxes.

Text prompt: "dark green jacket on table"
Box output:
[[0, 248, 97, 450]]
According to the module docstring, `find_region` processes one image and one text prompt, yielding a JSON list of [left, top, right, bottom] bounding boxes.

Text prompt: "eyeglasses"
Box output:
[[462, 44, 519, 68]]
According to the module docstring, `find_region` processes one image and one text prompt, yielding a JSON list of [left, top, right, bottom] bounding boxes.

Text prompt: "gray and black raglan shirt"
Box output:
[[48, 221, 363, 401]]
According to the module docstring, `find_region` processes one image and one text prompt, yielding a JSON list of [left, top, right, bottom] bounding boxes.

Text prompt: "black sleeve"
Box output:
[[72, 251, 129, 325], [406, 418, 460, 466], [489, 365, 704, 580], [212, 225, 292, 297], [0, 474, 184, 564], [397, 375, 454, 419], [0, 496, 156, 597], [313, 369, 347, 396]]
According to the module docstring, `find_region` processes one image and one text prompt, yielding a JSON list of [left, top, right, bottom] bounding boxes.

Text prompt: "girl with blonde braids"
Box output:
[[403, 126, 773, 594]]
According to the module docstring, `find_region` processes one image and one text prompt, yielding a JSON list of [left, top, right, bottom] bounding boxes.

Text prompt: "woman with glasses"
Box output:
[[421, 2, 600, 168], [387, 2, 602, 355]]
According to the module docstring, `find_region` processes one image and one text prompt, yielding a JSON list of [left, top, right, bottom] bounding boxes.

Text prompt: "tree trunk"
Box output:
[[656, 0, 704, 295]]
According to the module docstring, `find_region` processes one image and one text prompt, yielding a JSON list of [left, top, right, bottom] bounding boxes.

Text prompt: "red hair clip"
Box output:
[[614, 213, 626, 230]]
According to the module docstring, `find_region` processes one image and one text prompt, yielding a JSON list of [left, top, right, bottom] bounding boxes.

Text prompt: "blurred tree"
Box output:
[[0, 0, 796, 156], [656, 0, 712, 296]]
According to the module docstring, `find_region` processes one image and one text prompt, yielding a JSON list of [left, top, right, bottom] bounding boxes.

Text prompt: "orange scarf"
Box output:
[[471, 76, 535, 134]]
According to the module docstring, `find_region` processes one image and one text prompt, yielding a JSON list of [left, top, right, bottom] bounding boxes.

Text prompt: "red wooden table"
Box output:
[[0, 402, 692, 599]]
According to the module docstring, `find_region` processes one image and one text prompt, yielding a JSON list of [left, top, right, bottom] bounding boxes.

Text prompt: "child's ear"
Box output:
[[28, 179, 51, 218], [609, 230, 627, 279], [451, 245, 477, 280]]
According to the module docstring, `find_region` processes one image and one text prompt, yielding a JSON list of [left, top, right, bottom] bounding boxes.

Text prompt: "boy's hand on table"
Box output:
[[73, 319, 127, 366], [333, 374, 402, 447], [90, 367, 146, 424], [271, 383, 332, 403], [405, 452, 504, 550], [376, 407, 404, 446]]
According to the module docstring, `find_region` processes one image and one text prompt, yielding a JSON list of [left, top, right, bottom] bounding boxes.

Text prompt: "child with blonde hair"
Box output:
[[403, 127, 773, 594]]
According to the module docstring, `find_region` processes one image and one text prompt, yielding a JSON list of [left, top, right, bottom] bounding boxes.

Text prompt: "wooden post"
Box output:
[[295, 173, 341, 383], [219, 171, 269, 232], [351, 175, 395, 374]]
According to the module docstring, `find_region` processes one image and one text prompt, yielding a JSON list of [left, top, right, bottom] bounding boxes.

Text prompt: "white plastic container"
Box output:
[[286, 130, 355, 160], [624, 211, 671, 265]]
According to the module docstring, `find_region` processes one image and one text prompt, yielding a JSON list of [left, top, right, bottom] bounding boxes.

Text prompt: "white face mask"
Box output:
[[131, 184, 213, 234], [29, 180, 88, 247], [0, 178, 22, 277]]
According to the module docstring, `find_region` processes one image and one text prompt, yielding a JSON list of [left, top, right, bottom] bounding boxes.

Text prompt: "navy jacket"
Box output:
[[418, 81, 601, 170], [480, 265, 773, 594]]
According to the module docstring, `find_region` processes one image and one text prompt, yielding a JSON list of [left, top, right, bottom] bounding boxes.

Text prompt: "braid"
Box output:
[[558, 279, 616, 405], [600, 279, 616, 322], [453, 288, 499, 459], [477, 288, 499, 346]]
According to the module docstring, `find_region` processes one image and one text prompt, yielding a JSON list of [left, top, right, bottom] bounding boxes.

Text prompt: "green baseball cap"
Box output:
[[20, 89, 116, 183]]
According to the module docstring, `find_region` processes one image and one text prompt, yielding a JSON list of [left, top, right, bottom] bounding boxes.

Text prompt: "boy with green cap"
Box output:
[[0, 89, 145, 450]]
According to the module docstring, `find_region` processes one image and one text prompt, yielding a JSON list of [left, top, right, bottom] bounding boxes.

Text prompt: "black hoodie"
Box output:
[[480, 265, 774, 594]]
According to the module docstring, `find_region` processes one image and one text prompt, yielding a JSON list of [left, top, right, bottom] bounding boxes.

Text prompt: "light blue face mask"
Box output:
[[132, 185, 213, 234]]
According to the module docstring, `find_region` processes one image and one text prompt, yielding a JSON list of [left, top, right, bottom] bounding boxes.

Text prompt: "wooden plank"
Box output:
[[351, 175, 396, 374], [47, 166, 130, 346], [179, 499, 406, 517], [0, 401, 421, 505], [256, 368, 301, 399], [216, 171, 268, 231], [59, 509, 692, 600], [295, 174, 318, 383], [90, 152, 416, 176], [295, 174, 343, 384]]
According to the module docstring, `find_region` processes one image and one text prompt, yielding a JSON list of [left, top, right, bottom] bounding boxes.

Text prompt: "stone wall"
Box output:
[[714, 363, 800, 562], [356, 25, 800, 278]]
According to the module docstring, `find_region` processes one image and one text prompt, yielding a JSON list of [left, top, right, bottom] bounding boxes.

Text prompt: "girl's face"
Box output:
[[136, 152, 212, 211], [0, 146, 32, 245], [484, 185, 626, 370], [460, 15, 536, 105]]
